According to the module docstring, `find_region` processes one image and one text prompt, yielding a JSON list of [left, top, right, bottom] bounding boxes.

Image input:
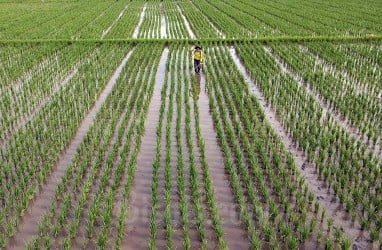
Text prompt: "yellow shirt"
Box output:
[[193, 50, 203, 61]]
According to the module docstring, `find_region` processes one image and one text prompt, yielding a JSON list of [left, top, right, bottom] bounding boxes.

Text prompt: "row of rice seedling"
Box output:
[[229, 0, 382, 36], [24, 42, 164, 249], [0, 42, 130, 248], [148, 43, 229, 249], [267, 42, 381, 150], [190, 0, 250, 39], [202, 44, 348, 249], [1, 0, 381, 40], [103, 1, 144, 39], [235, 41, 382, 245], [308, 42, 382, 100], [177, 1, 221, 38], [0, 43, 64, 87], [137, 1, 162, 39], [0, 43, 95, 140], [162, 1, 189, 39]]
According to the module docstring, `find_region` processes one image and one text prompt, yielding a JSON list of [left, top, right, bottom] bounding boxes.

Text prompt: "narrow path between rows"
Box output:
[[197, 73, 249, 249], [122, 47, 168, 250], [187, 64, 217, 249], [132, 3, 147, 39], [264, 45, 382, 162], [8, 48, 134, 250], [176, 4, 195, 39], [228, 46, 366, 248], [101, 4, 129, 38], [160, 2, 167, 38]]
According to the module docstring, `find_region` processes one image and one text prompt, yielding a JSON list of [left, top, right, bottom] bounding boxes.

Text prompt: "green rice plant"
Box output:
[[327, 218, 334, 232], [339, 237, 352, 250], [325, 237, 332, 250], [369, 227, 379, 242], [321, 208, 326, 222], [287, 235, 298, 250], [334, 227, 343, 242]]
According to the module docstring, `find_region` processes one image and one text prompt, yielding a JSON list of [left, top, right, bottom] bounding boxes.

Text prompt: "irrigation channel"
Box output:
[[123, 47, 168, 249], [176, 4, 195, 39], [132, 3, 146, 39]]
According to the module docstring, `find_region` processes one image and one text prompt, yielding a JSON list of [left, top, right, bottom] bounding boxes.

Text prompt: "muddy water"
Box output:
[[264, 45, 382, 163], [101, 4, 129, 38], [229, 46, 371, 248], [122, 47, 168, 249], [300, 45, 382, 157], [176, 4, 195, 39], [1, 56, 83, 146], [197, 72, 249, 249], [132, 3, 147, 39], [2, 55, 53, 97], [160, 2, 167, 38], [300, 45, 370, 96], [8, 49, 134, 250]]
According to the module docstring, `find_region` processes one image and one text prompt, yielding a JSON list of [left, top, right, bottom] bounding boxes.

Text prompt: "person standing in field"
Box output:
[[192, 46, 204, 74]]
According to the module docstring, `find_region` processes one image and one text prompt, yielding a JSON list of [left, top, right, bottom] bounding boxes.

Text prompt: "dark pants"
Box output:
[[194, 59, 201, 73]]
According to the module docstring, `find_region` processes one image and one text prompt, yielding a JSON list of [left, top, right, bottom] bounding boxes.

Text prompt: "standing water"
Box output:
[[176, 4, 195, 39], [132, 3, 147, 38], [228, 46, 366, 248], [160, 2, 167, 38], [8, 48, 135, 250]]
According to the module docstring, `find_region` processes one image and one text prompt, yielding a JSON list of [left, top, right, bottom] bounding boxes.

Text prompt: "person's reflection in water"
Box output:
[[194, 73, 201, 99], [189, 73, 201, 100]]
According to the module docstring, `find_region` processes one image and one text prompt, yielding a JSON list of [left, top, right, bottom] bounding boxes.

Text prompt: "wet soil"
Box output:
[[132, 3, 147, 38], [1, 55, 84, 145], [7, 49, 134, 250], [264, 45, 382, 162], [122, 48, 168, 249], [160, 2, 167, 38], [197, 73, 250, 249], [229, 46, 373, 249], [176, 4, 196, 39], [101, 4, 129, 38]]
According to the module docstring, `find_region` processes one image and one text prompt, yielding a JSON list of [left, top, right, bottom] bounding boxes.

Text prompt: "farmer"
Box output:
[[192, 46, 204, 74]]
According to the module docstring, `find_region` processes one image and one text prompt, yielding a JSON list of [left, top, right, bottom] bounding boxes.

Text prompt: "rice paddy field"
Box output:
[[0, 0, 381, 249]]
